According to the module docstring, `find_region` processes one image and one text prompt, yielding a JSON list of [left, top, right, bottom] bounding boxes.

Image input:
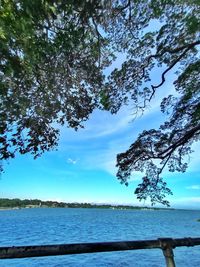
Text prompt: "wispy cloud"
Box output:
[[170, 196, 200, 209], [67, 158, 78, 165], [175, 197, 200, 203], [186, 185, 200, 190], [78, 108, 135, 139], [59, 102, 163, 144]]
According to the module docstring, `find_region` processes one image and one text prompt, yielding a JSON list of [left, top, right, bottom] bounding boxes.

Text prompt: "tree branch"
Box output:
[[139, 41, 200, 102], [92, 18, 102, 67], [146, 40, 200, 67], [113, 0, 131, 17], [158, 124, 200, 159], [148, 42, 199, 101]]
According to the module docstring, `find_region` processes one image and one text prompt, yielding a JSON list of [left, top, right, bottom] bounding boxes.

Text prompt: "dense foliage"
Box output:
[[1, 0, 200, 205], [0, 0, 112, 167]]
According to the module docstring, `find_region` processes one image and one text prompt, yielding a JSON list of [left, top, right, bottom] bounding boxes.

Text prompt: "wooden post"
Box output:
[[159, 238, 176, 267], [162, 247, 176, 267]]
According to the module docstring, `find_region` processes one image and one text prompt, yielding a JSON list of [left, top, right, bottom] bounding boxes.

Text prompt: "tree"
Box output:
[[0, 0, 112, 169], [101, 0, 200, 206], [1, 0, 200, 205]]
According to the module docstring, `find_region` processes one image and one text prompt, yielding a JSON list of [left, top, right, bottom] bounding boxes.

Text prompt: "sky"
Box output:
[[1, 51, 200, 210], [1, 73, 200, 210]]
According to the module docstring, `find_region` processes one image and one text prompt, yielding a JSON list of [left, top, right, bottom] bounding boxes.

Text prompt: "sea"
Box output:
[[0, 208, 199, 266]]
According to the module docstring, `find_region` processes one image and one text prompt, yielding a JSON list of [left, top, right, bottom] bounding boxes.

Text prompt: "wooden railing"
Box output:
[[0, 237, 200, 267]]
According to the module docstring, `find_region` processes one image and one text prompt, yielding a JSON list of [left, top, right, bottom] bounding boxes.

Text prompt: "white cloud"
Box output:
[[186, 185, 200, 190], [67, 158, 78, 165], [175, 197, 200, 203], [79, 108, 135, 138], [59, 100, 163, 144], [170, 197, 200, 209], [58, 108, 133, 144]]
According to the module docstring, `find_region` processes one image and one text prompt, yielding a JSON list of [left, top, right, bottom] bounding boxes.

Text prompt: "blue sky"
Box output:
[[1, 74, 200, 209]]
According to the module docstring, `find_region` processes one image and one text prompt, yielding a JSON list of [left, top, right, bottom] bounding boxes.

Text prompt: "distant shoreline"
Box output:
[[0, 202, 198, 212], [0, 206, 174, 211], [0, 198, 174, 211]]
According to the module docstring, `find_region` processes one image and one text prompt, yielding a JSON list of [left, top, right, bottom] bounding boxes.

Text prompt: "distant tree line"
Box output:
[[0, 198, 66, 208], [0, 198, 172, 210]]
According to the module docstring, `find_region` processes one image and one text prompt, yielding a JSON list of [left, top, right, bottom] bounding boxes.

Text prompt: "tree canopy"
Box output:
[[1, 0, 200, 205], [0, 0, 112, 163]]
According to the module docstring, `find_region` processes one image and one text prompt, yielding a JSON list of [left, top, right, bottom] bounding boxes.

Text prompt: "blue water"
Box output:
[[0, 208, 199, 266]]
